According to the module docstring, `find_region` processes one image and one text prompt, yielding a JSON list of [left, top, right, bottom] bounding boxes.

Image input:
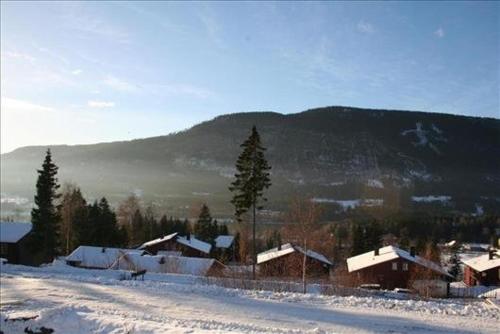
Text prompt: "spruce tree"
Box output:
[[229, 126, 271, 279], [448, 245, 462, 279], [29, 149, 62, 263], [194, 204, 214, 242]]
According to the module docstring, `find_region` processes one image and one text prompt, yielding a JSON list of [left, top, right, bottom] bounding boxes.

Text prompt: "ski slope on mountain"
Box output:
[[1, 263, 498, 333]]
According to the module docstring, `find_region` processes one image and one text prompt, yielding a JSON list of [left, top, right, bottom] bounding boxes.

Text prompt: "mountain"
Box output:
[[2, 106, 499, 219]]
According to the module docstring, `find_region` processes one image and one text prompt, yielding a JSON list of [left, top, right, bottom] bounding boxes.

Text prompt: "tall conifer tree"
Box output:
[[229, 126, 271, 279], [29, 149, 61, 263]]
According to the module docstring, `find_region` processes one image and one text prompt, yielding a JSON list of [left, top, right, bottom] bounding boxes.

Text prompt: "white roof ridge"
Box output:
[[462, 250, 500, 272]]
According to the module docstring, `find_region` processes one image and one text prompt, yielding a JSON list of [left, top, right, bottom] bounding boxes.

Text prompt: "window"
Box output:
[[392, 262, 398, 271], [402, 262, 408, 271]]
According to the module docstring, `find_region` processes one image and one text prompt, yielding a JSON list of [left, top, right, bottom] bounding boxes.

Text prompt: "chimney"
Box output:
[[410, 247, 416, 257], [489, 249, 495, 260], [101, 247, 106, 253], [187, 233, 191, 241], [278, 244, 282, 251], [374, 248, 379, 256]]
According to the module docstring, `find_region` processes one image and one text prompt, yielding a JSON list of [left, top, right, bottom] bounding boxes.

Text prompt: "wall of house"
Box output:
[[144, 239, 208, 258], [259, 252, 330, 278], [464, 265, 500, 286]]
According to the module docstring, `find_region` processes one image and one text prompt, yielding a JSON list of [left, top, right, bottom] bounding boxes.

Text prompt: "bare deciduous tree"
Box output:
[[285, 196, 322, 293]]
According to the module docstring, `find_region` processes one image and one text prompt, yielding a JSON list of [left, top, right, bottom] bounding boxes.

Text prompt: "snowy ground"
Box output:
[[1, 263, 499, 334]]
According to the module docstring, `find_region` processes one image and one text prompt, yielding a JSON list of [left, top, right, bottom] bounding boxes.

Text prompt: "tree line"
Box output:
[[27, 149, 231, 264]]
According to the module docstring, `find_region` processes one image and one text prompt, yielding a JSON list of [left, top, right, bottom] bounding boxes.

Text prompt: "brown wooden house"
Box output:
[[462, 250, 500, 287], [0, 222, 32, 265], [257, 243, 332, 278], [138, 233, 212, 258], [346, 246, 451, 290]]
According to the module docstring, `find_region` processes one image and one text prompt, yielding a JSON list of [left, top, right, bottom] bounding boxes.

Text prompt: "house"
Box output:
[[214, 235, 235, 262], [346, 246, 451, 289], [66, 245, 224, 276], [65, 245, 146, 269], [0, 222, 32, 265], [257, 243, 332, 278], [462, 250, 500, 286], [138, 233, 212, 258]]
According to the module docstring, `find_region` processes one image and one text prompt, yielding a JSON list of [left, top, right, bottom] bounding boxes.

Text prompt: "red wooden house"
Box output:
[[347, 246, 451, 290], [257, 243, 332, 278], [462, 250, 500, 287]]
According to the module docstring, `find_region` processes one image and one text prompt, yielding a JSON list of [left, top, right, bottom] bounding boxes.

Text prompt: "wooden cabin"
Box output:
[[257, 243, 332, 278], [346, 246, 451, 290], [138, 233, 212, 258], [462, 250, 500, 287], [0, 222, 32, 265]]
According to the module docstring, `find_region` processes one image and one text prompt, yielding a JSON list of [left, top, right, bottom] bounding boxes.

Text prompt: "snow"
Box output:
[[347, 246, 451, 277], [366, 179, 384, 188], [65, 246, 146, 269], [112, 253, 218, 276], [139, 233, 212, 254], [177, 235, 212, 254], [311, 198, 383, 209], [257, 243, 332, 266], [138, 232, 178, 249], [0, 222, 32, 243], [1, 262, 499, 333], [412, 195, 451, 203], [215, 235, 234, 249], [462, 251, 500, 272]]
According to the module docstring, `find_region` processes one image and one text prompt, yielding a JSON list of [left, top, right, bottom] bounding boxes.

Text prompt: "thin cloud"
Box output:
[[103, 75, 139, 92], [1, 51, 36, 64], [1, 97, 54, 113], [357, 20, 375, 34], [88, 100, 115, 108], [72, 69, 83, 75], [434, 27, 445, 38], [197, 8, 225, 48]]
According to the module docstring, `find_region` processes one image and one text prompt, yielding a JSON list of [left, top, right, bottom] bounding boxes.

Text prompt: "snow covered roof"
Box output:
[[138, 232, 178, 249], [462, 251, 500, 272], [215, 235, 234, 249], [347, 246, 451, 277], [177, 235, 212, 254], [0, 222, 32, 243], [257, 243, 332, 266], [112, 253, 218, 276], [65, 246, 145, 269]]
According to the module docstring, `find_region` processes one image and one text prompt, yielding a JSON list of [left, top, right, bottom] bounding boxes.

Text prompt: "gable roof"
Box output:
[[176, 235, 212, 254], [138, 232, 178, 249], [347, 246, 451, 277], [215, 235, 234, 249], [257, 243, 332, 266], [65, 246, 145, 269], [462, 250, 500, 272], [0, 222, 32, 243]]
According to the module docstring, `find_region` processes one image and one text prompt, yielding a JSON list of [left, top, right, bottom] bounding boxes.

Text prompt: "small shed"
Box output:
[[214, 235, 235, 262], [138, 233, 212, 258], [257, 243, 332, 278], [462, 250, 500, 287], [0, 222, 32, 264], [346, 246, 451, 290]]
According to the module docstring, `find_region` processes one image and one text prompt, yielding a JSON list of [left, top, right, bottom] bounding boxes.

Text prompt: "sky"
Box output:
[[1, 1, 499, 153]]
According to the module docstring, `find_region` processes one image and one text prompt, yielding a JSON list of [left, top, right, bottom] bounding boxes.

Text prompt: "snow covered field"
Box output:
[[1, 263, 499, 333]]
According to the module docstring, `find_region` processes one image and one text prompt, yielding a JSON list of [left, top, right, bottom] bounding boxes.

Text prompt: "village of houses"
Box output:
[[1, 220, 499, 299]]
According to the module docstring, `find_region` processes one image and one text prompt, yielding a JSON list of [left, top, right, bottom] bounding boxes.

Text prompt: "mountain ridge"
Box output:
[[2, 105, 499, 218]]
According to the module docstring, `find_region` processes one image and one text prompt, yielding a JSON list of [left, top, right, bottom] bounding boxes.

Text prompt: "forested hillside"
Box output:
[[2, 106, 499, 218]]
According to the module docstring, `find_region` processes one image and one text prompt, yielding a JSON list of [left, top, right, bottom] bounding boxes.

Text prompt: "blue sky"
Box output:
[[1, 1, 498, 153]]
